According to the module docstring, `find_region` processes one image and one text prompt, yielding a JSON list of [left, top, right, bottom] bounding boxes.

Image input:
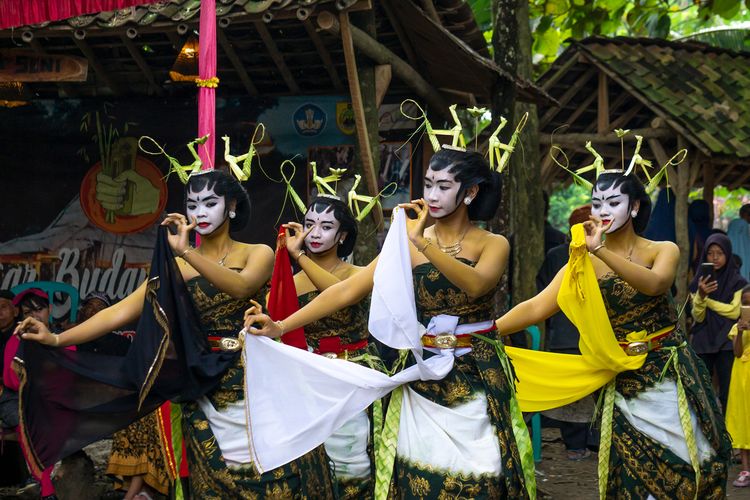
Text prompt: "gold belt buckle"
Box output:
[[321, 352, 339, 359], [219, 337, 241, 352], [433, 333, 457, 349], [625, 341, 648, 356]]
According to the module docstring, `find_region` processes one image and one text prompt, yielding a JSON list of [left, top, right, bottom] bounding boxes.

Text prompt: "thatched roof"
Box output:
[[538, 36, 750, 188]]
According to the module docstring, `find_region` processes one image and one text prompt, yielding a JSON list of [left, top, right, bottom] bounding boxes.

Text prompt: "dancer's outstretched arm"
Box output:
[[495, 267, 564, 336], [245, 258, 377, 339], [16, 281, 147, 347]]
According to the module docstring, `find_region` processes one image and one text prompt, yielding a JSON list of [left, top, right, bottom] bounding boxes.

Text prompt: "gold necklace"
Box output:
[[200, 242, 232, 267], [434, 226, 470, 257]]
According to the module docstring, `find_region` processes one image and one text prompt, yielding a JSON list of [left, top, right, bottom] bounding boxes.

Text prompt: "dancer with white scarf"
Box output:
[[244, 148, 535, 499]]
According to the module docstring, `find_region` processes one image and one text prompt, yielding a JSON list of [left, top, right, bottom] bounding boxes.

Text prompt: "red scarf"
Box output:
[[267, 227, 307, 349]]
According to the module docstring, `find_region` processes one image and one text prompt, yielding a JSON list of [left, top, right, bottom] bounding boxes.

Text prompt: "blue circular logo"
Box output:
[[293, 104, 327, 136]]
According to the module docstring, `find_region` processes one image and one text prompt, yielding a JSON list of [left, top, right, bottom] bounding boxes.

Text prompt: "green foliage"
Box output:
[[470, 0, 750, 76], [548, 182, 591, 232]]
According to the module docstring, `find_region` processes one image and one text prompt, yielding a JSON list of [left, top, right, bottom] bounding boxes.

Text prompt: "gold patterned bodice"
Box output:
[[413, 258, 495, 326], [185, 274, 257, 338], [297, 290, 369, 350], [598, 273, 680, 342]]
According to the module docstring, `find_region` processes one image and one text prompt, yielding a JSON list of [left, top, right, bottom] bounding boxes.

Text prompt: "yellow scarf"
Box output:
[[506, 224, 650, 412]]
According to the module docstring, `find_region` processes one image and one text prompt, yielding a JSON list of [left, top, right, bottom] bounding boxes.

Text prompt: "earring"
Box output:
[[464, 197, 472, 205], [339, 239, 345, 244], [229, 210, 236, 219], [630, 210, 638, 218]]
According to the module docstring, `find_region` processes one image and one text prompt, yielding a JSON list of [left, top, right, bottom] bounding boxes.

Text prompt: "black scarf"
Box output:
[[17, 228, 240, 473]]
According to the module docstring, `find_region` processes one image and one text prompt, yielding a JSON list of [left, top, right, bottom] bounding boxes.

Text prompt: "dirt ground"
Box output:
[[2, 429, 750, 499]]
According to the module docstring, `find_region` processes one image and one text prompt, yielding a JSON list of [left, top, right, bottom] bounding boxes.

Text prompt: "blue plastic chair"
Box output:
[[11, 280, 79, 325], [526, 325, 542, 462]]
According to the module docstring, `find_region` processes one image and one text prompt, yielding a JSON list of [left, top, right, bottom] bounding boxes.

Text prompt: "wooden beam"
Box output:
[[72, 36, 122, 96], [541, 55, 579, 91], [564, 90, 597, 127], [217, 28, 259, 96], [597, 73, 609, 134], [730, 167, 750, 190], [381, 0, 421, 71], [164, 31, 182, 51], [689, 159, 702, 189], [540, 67, 597, 128], [674, 136, 690, 333], [374, 64, 392, 108], [420, 0, 442, 25], [714, 164, 734, 186], [703, 162, 714, 221], [317, 10, 449, 116], [540, 127, 673, 146], [254, 20, 300, 94], [28, 39, 78, 97], [120, 35, 163, 96], [608, 103, 644, 131], [339, 11, 383, 230], [302, 19, 344, 92]]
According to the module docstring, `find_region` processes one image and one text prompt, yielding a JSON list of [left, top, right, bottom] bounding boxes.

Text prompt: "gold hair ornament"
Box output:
[[400, 100, 465, 152], [138, 134, 209, 184], [347, 175, 398, 223], [310, 161, 347, 198], [222, 123, 265, 182], [488, 111, 529, 173]]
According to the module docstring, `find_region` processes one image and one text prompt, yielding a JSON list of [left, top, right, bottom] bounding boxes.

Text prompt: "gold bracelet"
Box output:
[[592, 243, 605, 255], [180, 246, 193, 258], [275, 320, 286, 335], [53, 334, 60, 347], [418, 238, 432, 253], [297, 249, 305, 260]]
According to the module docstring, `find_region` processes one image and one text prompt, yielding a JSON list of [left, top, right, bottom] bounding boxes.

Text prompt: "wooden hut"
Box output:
[[537, 36, 750, 305]]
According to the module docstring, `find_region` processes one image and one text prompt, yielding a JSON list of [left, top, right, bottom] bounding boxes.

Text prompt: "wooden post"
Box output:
[[597, 72, 609, 134], [317, 11, 449, 115], [674, 137, 691, 333], [703, 162, 714, 223], [339, 11, 384, 232]]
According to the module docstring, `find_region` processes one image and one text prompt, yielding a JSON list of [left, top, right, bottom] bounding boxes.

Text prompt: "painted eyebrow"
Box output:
[[424, 177, 454, 184], [187, 195, 219, 202], [592, 194, 624, 201]]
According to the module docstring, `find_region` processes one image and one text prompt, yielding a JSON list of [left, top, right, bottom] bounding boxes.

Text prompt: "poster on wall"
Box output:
[[0, 96, 355, 322]]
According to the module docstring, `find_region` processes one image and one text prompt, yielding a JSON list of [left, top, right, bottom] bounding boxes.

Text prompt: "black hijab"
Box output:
[[689, 233, 748, 352]]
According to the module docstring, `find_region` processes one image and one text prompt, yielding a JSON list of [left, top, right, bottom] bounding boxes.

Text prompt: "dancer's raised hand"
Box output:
[[583, 215, 612, 253], [161, 213, 197, 255], [398, 198, 429, 246], [282, 222, 313, 261]]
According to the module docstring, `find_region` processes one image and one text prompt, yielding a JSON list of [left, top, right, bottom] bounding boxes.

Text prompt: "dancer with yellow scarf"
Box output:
[[499, 170, 730, 499]]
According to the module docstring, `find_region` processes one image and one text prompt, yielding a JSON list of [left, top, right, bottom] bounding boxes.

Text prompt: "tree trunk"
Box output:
[[510, 0, 544, 309], [351, 10, 381, 264], [489, 0, 518, 317]]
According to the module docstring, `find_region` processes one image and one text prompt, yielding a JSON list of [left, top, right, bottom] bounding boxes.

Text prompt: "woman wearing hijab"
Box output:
[[691, 233, 749, 413], [727, 207, 750, 281]]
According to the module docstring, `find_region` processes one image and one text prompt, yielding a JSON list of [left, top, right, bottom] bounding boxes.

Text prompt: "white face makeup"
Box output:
[[423, 167, 462, 219], [186, 185, 228, 235], [591, 183, 631, 234], [304, 207, 342, 254]]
